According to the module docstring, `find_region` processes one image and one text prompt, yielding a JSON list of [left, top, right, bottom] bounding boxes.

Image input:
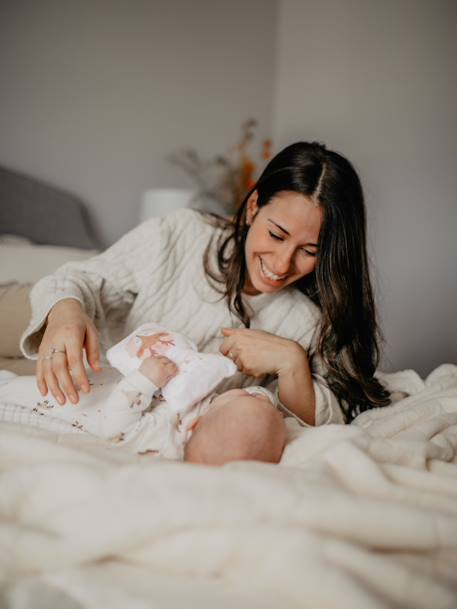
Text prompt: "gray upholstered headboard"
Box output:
[[0, 165, 101, 249]]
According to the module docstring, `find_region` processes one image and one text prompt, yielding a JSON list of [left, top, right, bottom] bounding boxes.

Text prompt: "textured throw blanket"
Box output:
[[1, 364, 456, 609]]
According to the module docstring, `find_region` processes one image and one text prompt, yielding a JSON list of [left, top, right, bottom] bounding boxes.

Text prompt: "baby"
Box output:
[[0, 325, 287, 465], [138, 355, 286, 465]]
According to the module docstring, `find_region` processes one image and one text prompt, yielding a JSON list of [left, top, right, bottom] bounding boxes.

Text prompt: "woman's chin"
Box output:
[[244, 262, 287, 294], [250, 274, 285, 294]]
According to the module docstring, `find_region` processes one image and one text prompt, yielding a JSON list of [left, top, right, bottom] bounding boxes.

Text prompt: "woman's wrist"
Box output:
[[277, 341, 307, 377], [47, 298, 84, 324], [276, 342, 316, 425]]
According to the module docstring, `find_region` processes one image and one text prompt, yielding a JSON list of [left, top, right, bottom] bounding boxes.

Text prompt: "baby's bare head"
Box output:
[[184, 389, 287, 466]]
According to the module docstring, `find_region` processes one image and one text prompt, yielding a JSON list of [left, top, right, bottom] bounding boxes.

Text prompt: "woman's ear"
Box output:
[[246, 191, 259, 225]]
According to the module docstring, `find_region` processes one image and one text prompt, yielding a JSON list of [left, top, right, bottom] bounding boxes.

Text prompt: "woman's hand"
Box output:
[[36, 299, 101, 405], [219, 327, 305, 377], [220, 327, 316, 424]]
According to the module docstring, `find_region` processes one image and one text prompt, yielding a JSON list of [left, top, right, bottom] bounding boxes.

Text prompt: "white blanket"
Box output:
[[1, 364, 457, 609]]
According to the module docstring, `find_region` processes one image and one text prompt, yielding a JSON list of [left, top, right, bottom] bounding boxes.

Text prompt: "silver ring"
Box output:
[[50, 347, 66, 356], [41, 347, 66, 361]]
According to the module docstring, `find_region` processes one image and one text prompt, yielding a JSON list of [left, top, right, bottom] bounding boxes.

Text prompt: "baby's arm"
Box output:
[[96, 355, 177, 438]]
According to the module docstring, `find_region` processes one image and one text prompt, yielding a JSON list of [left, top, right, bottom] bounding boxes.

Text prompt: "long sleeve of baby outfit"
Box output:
[[0, 368, 159, 440], [94, 370, 159, 439]]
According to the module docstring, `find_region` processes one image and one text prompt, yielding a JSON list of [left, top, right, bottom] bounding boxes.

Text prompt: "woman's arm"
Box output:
[[21, 214, 173, 358], [219, 328, 317, 425], [21, 213, 176, 404], [275, 343, 316, 425], [21, 210, 186, 402]]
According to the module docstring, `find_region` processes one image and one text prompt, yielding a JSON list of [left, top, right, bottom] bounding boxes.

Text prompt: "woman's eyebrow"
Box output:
[[268, 218, 290, 235], [268, 218, 319, 247]]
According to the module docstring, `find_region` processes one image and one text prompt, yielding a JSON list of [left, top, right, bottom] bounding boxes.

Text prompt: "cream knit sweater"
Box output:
[[21, 209, 343, 425]]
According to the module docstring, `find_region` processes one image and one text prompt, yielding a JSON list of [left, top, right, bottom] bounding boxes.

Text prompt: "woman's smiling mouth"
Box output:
[[259, 257, 288, 282]]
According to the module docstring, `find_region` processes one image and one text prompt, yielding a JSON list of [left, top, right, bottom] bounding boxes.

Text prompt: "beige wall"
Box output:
[[2, 0, 456, 375], [274, 0, 457, 375], [0, 0, 276, 245]]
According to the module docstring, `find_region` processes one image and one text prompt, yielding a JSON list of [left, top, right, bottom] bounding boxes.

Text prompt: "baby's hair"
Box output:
[[184, 395, 287, 466]]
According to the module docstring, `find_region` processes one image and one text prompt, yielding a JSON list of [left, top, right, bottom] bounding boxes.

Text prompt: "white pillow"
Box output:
[[0, 234, 33, 245], [107, 323, 237, 414], [0, 241, 98, 284]]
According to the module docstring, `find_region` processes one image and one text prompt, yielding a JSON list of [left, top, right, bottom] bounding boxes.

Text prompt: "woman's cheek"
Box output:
[[297, 258, 316, 280]]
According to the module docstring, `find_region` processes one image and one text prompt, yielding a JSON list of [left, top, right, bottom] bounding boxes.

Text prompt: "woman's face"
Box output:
[[243, 190, 323, 295]]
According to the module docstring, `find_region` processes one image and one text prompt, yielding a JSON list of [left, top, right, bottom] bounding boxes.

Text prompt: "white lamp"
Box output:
[[139, 188, 195, 222]]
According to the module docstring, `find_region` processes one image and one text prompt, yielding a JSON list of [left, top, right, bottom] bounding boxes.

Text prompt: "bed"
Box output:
[[0, 166, 456, 609]]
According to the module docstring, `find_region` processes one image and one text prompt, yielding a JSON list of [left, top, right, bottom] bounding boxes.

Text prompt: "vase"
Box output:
[[139, 188, 195, 221]]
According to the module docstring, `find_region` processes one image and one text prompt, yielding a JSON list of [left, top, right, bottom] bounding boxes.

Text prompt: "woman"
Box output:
[[21, 141, 389, 436]]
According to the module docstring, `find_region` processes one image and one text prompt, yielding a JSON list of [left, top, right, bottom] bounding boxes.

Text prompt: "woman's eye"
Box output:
[[269, 231, 283, 241], [302, 248, 317, 257]]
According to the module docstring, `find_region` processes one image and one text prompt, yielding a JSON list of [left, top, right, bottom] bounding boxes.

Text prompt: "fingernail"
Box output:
[[58, 396, 65, 405]]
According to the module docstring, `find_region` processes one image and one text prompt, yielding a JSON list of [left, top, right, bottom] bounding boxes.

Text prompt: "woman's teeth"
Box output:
[[260, 258, 286, 282]]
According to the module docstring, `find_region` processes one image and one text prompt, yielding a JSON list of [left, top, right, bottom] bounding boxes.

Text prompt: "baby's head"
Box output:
[[184, 388, 287, 466]]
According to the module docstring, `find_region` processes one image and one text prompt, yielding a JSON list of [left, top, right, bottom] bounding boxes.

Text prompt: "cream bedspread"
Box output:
[[1, 364, 457, 609]]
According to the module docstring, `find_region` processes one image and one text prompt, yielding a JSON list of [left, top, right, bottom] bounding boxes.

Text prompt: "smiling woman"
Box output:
[[20, 141, 389, 457], [243, 190, 322, 294], [204, 141, 390, 422]]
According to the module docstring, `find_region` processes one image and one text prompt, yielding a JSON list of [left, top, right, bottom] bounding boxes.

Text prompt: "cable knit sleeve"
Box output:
[[20, 211, 181, 359]]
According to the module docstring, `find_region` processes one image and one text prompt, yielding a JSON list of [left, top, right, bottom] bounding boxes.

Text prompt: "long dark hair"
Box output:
[[203, 141, 390, 421]]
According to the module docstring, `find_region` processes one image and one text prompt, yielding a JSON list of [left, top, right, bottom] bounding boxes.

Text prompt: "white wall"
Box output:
[[2, 0, 455, 376], [0, 0, 276, 245], [274, 0, 457, 375]]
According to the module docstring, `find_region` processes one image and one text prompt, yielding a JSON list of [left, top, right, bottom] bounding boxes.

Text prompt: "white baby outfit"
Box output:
[[0, 371, 277, 459], [106, 323, 237, 413], [1, 326, 242, 459]]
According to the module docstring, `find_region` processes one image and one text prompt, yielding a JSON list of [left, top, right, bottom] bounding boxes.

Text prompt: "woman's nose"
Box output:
[[274, 246, 295, 275]]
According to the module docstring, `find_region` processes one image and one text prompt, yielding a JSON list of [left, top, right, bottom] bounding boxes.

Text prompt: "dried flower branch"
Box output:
[[169, 119, 272, 213]]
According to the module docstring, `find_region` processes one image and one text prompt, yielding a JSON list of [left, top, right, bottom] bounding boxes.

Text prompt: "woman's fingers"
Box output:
[[221, 327, 236, 337], [85, 323, 101, 372], [35, 300, 97, 404], [219, 327, 292, 377], [219, 337, 234, 358], [51, 352, 79, 404], [42, 358, 67, 405], [36, 357, 48, 396], [66, 339, 90, 395], [219, 337, 243, 371]]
